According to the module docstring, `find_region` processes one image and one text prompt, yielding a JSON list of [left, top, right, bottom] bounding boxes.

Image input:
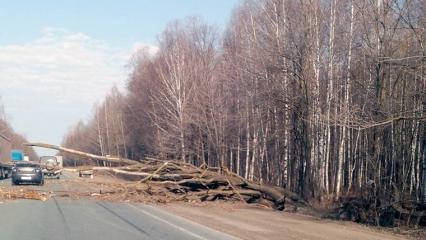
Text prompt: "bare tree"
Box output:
[[62, 0, 426, 219]]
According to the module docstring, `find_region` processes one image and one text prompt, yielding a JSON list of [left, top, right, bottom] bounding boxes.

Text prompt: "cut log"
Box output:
[[240, 182, 285, 210], [93, 167, 197, 181], [189, 189, 261, 202]]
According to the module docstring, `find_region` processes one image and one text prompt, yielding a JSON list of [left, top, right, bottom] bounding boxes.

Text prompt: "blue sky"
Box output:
[[0, 0, 239, 156], [0, 1, 238, 46]]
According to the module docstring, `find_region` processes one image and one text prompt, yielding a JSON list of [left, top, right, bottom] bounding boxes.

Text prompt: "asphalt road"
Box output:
[[0, 173, 239, 240]]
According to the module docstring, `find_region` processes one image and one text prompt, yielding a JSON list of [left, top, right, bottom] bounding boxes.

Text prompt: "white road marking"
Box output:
[[127, 204, 208, 240]]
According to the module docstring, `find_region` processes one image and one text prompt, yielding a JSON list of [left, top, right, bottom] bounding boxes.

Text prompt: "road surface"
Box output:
[[0, 172, 238, 240]]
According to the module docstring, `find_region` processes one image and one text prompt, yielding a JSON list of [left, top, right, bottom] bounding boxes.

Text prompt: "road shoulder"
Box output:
[[161, 202, 409, 240]]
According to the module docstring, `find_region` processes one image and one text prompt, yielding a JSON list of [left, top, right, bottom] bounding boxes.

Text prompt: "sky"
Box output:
[[0, 0, 239, 156]]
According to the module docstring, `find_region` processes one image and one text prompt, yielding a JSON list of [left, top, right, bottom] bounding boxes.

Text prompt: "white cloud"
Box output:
[[0, 28, 155, 154], [131, 41, 159, 56], [0, 28, 126, 106]]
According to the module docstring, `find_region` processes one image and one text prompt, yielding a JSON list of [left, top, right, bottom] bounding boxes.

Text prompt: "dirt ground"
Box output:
[[161, 201, 415, 240]]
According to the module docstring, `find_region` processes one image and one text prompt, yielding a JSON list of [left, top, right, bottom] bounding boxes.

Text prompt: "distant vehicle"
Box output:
[[11, 162, 44, 185], [39, 156, 63, 179], [11, 149, 24, 161], [0, 134, 13, 179], [79, 169, 94, 178]]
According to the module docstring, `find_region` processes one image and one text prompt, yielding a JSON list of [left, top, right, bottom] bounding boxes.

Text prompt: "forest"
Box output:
[[61, 0, 426, 222]]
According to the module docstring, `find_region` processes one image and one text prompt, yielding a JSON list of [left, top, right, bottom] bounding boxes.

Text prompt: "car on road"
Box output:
[[11, 162, 44, 185], [39, 156, 63, 179]]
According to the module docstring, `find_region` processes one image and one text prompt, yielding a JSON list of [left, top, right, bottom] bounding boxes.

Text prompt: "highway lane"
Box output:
[[0, 173, 239, 240]]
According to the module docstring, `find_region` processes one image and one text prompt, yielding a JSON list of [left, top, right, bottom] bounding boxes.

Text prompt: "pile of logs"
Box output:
[[24, 143, 290, 210]]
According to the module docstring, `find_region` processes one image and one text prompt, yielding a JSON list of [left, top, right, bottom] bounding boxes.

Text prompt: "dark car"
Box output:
[[11, 162, 44, 185]]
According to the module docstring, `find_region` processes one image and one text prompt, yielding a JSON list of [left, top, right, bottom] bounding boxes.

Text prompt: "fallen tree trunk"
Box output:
[[188, 189, 262, 202], [241, 181, 285, 210], [93, 167, 198, 181], [24, 142, 139, 165]]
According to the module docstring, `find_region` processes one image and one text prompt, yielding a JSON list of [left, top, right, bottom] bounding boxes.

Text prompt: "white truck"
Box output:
[[39, 156, 63, 179], [0, 133, 13, 179]]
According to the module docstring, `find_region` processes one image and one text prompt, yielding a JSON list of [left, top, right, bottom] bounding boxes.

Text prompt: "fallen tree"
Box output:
[[24, 142, 139, 165], [24, 142, 300, 210]]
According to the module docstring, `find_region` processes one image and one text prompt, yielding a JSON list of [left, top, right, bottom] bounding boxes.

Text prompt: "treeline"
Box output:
[[0, 103, 38, 159], [62, 0, 426, 202]]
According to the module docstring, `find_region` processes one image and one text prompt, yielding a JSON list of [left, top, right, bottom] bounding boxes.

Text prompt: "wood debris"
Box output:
[[0, 187, 50, 201], [24, 142, 302, 210]]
